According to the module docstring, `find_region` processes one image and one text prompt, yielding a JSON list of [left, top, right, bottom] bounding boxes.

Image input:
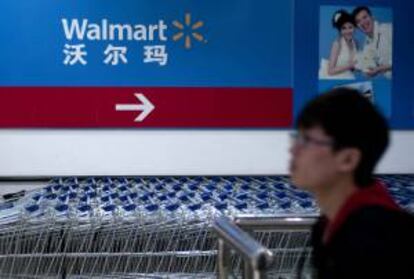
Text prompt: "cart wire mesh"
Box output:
[[0, 175, 412, 278]]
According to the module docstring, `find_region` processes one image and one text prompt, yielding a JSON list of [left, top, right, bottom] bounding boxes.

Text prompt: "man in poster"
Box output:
[[353, 6, 392, 79]]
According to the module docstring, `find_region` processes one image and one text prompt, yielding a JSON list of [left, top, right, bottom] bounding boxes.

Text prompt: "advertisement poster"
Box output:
[[318, 5, 393, 118]]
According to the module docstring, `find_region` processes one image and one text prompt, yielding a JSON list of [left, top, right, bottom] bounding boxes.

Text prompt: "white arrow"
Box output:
[[115, 93, 155, 122]]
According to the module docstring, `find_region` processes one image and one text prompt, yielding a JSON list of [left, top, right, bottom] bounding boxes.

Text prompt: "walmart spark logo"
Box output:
[[172, 13, 206, 49]]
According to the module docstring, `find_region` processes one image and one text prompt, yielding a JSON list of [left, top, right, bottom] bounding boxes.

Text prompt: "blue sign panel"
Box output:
[[0, 0, 293, 88], [1, 0, 413, 129]]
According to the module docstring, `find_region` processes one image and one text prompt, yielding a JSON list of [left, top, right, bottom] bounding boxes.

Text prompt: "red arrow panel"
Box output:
[[0, 87, 292, 128]]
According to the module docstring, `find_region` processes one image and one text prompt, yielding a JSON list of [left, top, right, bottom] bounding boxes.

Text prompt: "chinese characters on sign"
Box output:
[[63, 44, 168, 66], [63, 44, 87, 65]]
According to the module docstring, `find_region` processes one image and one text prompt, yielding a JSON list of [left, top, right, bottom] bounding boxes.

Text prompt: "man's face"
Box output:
[[289, 127, 339, 192], [355, 10, 374, 35]]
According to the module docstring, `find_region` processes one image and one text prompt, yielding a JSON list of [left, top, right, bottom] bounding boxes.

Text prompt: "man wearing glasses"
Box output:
[[290, 88, 414, 278]]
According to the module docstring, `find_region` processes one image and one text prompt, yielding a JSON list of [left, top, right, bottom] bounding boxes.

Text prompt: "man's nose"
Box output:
[[289, 142, 299, 156]]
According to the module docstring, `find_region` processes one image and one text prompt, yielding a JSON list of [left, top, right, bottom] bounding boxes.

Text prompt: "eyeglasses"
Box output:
[[290, 131, 334, 148]]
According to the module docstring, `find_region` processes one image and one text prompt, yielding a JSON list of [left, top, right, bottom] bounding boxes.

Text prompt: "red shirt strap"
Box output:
[[323, 180, 401, 244]]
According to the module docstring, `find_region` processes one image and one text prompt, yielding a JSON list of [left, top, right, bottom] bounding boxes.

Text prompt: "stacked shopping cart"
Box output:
[[0, 175, 412, 278]]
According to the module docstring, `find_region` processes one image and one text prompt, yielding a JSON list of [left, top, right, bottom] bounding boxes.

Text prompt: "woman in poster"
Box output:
[[320, 10, 358, 79]]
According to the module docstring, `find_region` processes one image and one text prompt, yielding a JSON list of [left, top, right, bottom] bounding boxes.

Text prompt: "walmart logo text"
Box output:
[[62, 19, 168, 41]]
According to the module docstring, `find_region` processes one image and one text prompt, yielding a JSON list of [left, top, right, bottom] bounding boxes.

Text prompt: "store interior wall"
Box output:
[[0, 130, 411, 178]]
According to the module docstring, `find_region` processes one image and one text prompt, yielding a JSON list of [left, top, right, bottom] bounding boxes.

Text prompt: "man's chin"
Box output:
[[291, 176, 311, 190], [290, 175, 303, 187], [362, 26, 373, 35]]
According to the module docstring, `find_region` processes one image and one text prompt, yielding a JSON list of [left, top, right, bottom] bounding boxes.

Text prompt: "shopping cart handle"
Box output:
[[55, 204, 69, 212], [25, 204, 40, 213], [213, 215, 273, 271]]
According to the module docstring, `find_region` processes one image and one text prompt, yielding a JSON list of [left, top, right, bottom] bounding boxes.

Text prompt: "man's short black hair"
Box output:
[[352, 6, 372, 19], [295, 88, 389, 187]]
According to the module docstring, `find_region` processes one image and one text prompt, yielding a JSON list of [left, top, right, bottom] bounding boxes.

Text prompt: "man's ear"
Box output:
[[336, 148, 361, 173]]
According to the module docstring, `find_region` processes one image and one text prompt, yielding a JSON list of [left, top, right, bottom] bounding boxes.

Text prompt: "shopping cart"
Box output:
[[214, 215, 315, 279], [0, 175, 412, 278]]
